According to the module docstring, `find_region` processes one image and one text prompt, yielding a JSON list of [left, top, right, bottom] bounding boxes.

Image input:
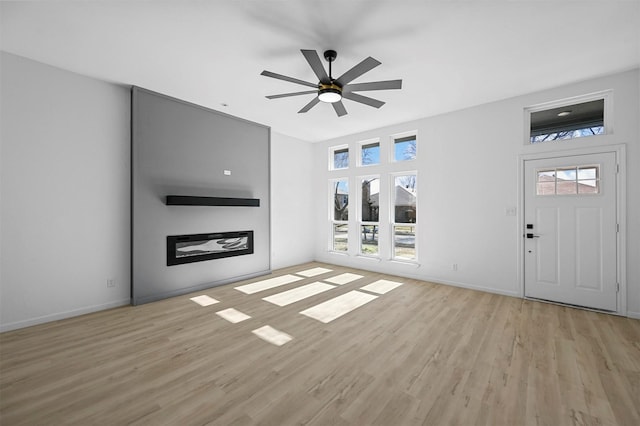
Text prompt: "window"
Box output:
[[359, 176, 380, 256], [393, 136, 416, 161], [330, 146, 349, 170], [536, 165, 599, 195], [526, 93, 610, 144], [331, 179, 349, 252], [333, 224, 348, 252], [392, 174, 416, 260], [327, 132, 419, 260], [360, 141, 380, 166]]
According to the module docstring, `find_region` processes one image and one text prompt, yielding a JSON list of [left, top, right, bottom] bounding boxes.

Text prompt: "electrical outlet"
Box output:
[[107, 279, 116, 288], [452, 263, 458, 271]]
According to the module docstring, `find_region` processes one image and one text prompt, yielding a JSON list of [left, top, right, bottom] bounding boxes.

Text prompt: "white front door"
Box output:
[[524, 152, 618, 311]]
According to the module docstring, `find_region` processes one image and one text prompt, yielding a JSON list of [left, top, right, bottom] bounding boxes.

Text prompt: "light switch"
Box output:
[[223, 170, 231, 176]]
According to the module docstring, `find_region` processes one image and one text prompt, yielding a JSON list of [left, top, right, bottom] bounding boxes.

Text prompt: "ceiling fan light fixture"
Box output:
[[318, 84, 342, 103]]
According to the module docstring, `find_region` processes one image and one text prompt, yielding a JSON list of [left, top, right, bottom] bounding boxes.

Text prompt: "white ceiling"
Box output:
[[1, 1, 639, 142]]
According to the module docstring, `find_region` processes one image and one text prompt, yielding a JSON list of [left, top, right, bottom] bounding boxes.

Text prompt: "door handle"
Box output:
[[526, 233, 540, 239]]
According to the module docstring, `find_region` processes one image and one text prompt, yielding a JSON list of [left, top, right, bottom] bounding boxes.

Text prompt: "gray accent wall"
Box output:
[[131, 87, 270, 305]]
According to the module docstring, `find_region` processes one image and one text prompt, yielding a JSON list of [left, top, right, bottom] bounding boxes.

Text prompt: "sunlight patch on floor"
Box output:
[[295, 267, 333, 277], [324, 273, 364, 285], [360, 279, 404, 295], [216, 308, 251, 323], [262, 282, 336, 307], [189, 295, 219, 306], [299, 290, 378, 323], [235, 274, 303, 294], [252, 325, 293, 346]]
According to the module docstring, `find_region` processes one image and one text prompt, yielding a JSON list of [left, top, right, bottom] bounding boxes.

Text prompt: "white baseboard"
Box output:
[[315, 254, 521, 299], [627, 310, 640, 320], [0, 299, 131, 333], [427, 276, 521, 299]]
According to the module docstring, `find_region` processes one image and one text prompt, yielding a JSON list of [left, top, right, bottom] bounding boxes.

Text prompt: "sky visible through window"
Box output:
[[362, 143, 380, 165], [395, 138, 416, 161]]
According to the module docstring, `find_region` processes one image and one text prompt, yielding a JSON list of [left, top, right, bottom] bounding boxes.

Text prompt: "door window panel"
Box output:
[[536, 165, 600, 196]]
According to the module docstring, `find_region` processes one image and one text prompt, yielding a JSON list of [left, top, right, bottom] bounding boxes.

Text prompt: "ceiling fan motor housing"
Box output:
[[323, 50, 337, 63]]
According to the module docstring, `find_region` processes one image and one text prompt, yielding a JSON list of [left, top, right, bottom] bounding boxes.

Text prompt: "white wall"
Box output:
[[0, 52, 131, 331], [270, 131, 315, 269], [313, 69, 640, 317], [0, 53, 316, 331]]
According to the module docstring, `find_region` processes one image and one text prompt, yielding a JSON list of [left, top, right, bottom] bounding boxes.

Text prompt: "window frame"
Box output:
[[329, 144, 350, 170], [358, 175, 381, 257], [329, 178, 350, 253], [390, 132, 418, 163], [357, 138, 381, 167], [535, 164, 601, 196], [390, 172, 418, 262], [524, 91, 612, 146]]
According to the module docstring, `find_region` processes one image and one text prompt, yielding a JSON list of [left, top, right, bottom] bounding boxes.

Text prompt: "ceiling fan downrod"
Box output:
[[324, 50, 337, 82]]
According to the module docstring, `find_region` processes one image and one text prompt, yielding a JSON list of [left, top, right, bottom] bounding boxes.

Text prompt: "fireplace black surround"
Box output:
[[167, 231, 254, 266]]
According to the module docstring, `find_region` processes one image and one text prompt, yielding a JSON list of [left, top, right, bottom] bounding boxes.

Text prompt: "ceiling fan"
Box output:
[[261, 49, 402, 117]]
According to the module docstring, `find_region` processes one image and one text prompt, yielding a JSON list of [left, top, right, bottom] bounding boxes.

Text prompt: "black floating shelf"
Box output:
[[165, 195, 260, 207]]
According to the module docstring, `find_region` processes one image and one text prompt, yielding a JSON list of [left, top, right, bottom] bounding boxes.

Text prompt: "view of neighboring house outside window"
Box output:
[[392, 174, 417, 260], [328, 134, 417, 260], [332, 179, 349, 252], [360, 176, 380, 256]]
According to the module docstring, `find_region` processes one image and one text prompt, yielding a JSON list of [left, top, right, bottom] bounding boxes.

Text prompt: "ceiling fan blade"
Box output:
[[332, 101, 348, 117], [301, 50, 330, 84], [335, 56, 381, 86], [342, 92, 385, 109], [344, 79, 402, 93], [261, 70, 318, 89], [266, 90, 317, 99], [298, 97, 320, 113]]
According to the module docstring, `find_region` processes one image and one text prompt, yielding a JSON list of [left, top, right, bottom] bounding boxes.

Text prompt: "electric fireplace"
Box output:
[[167, 231, 254, 266]]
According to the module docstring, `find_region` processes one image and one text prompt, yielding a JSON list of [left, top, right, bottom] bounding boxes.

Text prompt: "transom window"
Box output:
[[330, 146, 349, 170], [526, 93, 610, 144], [360, 141, 380, 166], [393, 136, 416, 161], [536, 165, 600, 195]]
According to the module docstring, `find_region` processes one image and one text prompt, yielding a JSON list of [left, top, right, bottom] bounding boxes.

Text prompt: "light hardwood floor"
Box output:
[[1, 262, 639, 425]]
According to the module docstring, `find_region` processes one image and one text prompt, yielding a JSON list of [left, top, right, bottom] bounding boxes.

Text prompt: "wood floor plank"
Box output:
[[1, 261, 639, 425]]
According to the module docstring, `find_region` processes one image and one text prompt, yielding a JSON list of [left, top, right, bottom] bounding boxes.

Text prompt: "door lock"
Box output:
[[526, 233, 540, 238]]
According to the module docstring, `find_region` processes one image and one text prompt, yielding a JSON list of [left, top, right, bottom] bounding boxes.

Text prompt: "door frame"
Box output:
[[518, 144, 627, 316]]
